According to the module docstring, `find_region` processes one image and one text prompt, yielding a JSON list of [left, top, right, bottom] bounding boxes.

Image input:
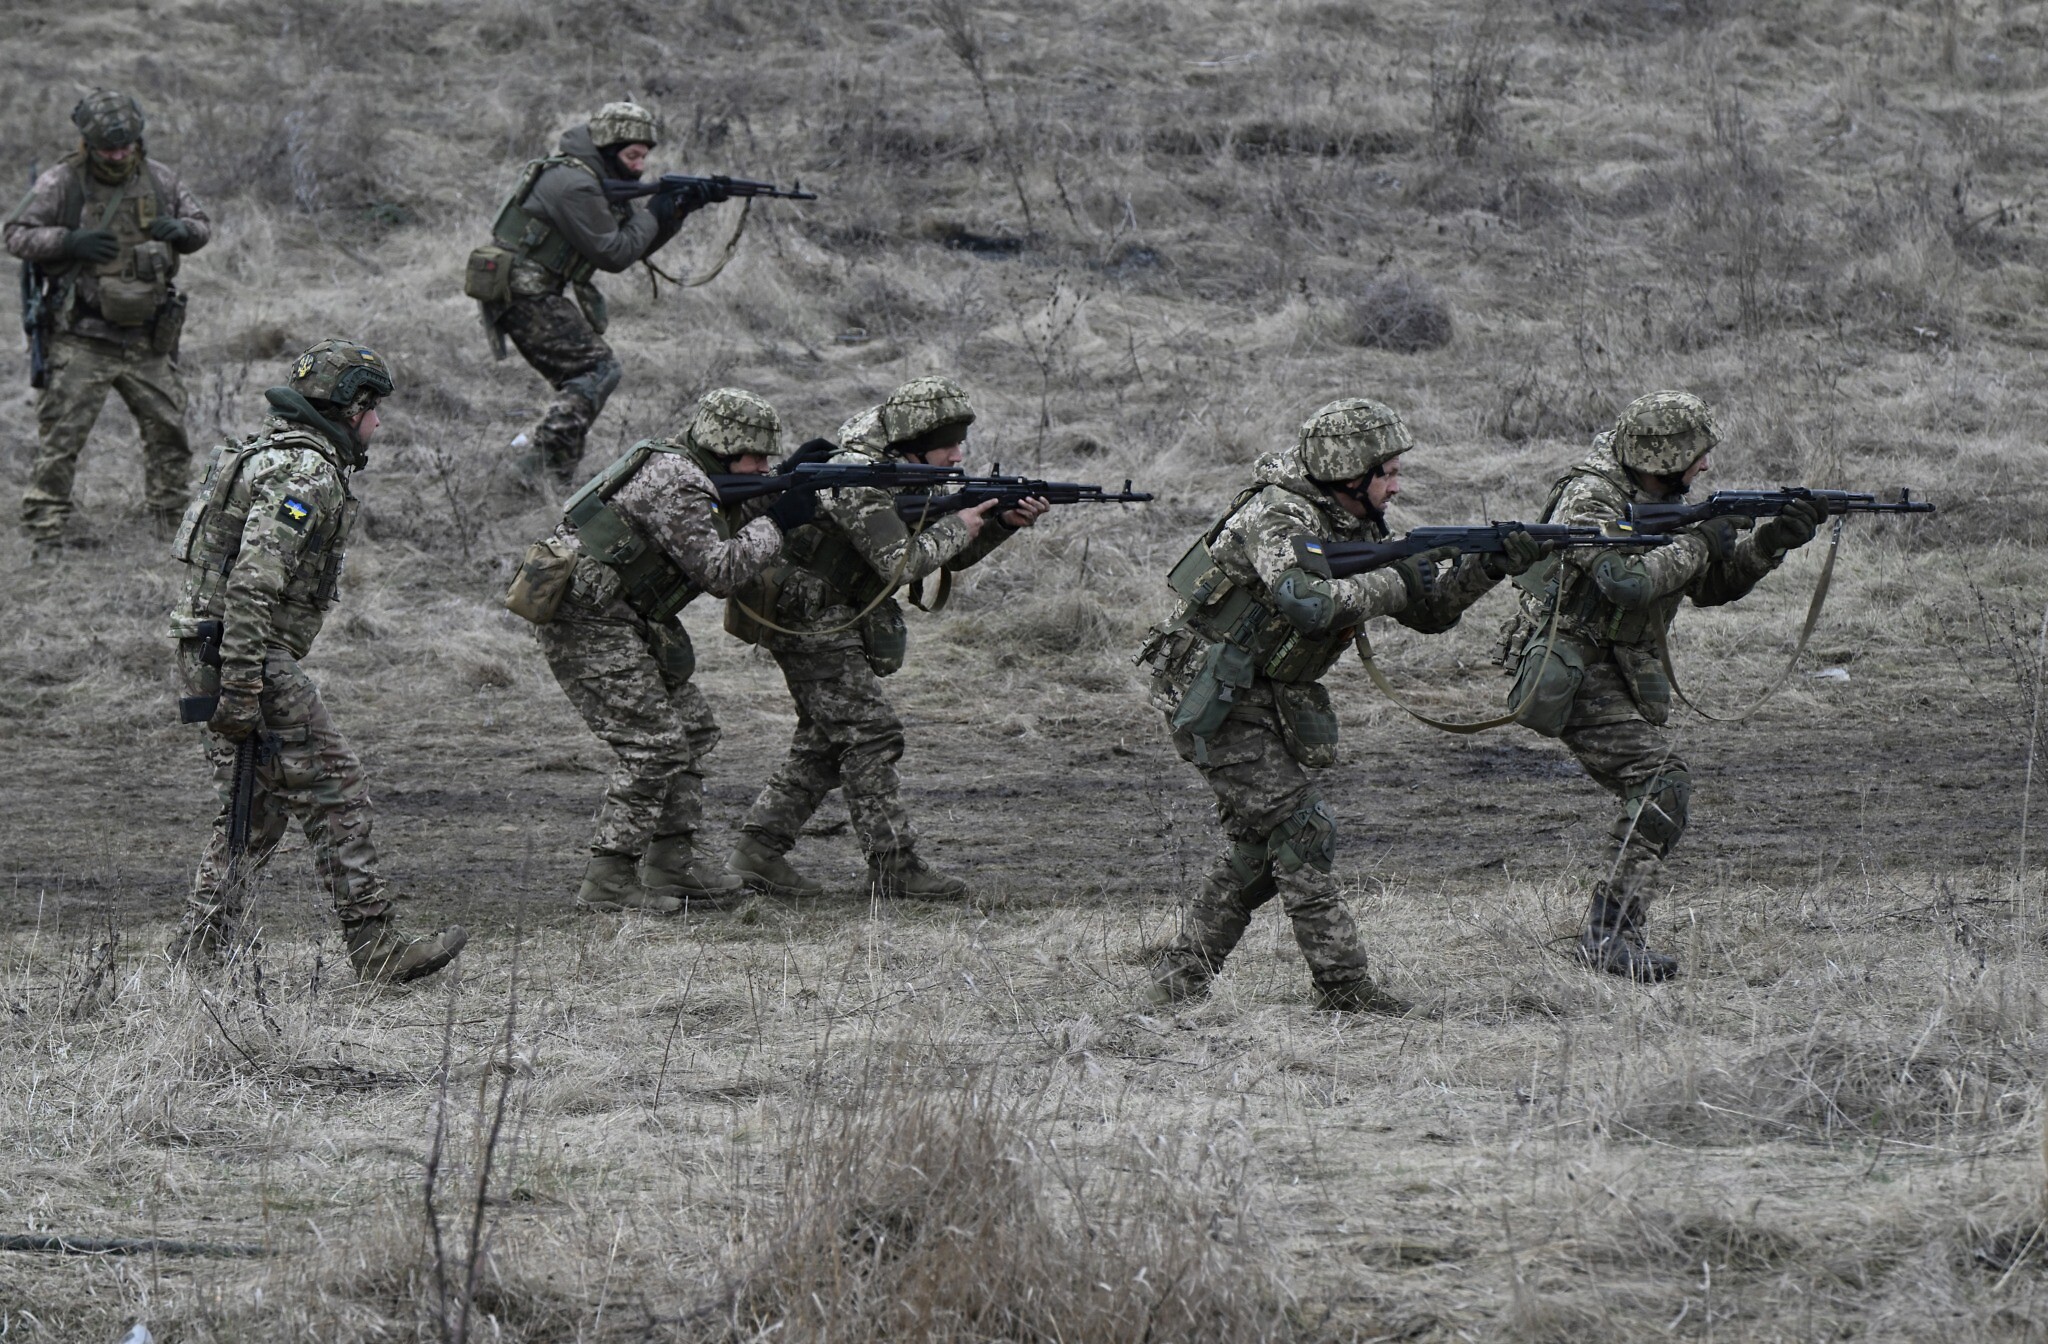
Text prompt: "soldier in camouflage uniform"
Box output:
[[4, 91, 209, 560], [524, 388, 812, 913], [166, 341, 467, 984], [723, 376, 1049, 900], [1497, 391, 1822, 981], [476, 101, 710, 484], [1136, 399, 1541, 1012]]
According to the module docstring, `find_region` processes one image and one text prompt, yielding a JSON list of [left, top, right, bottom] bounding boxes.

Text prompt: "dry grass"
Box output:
[[4, 0, 2048, 1339]]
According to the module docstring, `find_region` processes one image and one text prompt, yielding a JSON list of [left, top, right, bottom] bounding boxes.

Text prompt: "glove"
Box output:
[[1754, 498, 1824, 555], [61, 228, 119, 263], [650, 183, 712, 229], [1688, 516, 1744, 563], [1272, 567, 1338, 636], [764, 488, 818, 533], [1481, 529, 1546, 580], [1389, 544, 1459, 608], [149, 217, 196, 247], [208, 686, 263, 743]]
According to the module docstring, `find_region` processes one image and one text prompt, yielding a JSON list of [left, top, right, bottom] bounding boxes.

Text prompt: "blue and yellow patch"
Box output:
[[275, 497, 311, 530]]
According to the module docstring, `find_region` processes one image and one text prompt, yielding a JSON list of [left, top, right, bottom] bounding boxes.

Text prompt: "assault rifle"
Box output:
[[18, 163, 50, 389], [602, 173, 818, 207], [709, 440, 962, 506], [893, 470, 1154, 524], [1624, 487, 1935, 532], [1291, 523, 1671, 580]]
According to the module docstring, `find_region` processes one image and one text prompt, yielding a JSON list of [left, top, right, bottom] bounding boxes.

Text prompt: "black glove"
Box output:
[[1389, 544, 1459, 608], [1689, 516, 1744, 562], [650, 183, 712, 230], [764, 488, 818, 533], [208, 686, 263, 743], [1272, 568, 1338, 636], [149, 217, 196, 247], [61, 228, 119, 263], [1481, 529, 1546, 580], [1755, 498, 1824, 555]]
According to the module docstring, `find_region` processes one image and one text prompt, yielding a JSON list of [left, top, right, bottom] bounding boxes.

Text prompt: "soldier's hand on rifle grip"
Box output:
[[1482, 529, 1545, 580], [1000, 496, 1051, 529], [1273, 568, 1339, 636], [1754, 498, 1823, 555], [1688, 516, 1744, 563], [62, 228, 119, 264], [764, 488, 819, 533], [1391, 544, 1460, 607], [208, 687, 263, 743], [955, 497, 1002, 541]]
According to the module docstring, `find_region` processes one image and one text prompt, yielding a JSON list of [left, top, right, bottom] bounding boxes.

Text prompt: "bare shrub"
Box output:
[[1674, 82, 1810, 337], [1429, 1, 1515, 161], [1331, 274, 1454, 353]]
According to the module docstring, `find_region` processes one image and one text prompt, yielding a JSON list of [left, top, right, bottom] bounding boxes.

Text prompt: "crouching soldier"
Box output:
[[1136, 398, 1540, 1012], [167, 341, 467, 983], [1498, 391, 1822, 981], [512, 388, 811, 913]]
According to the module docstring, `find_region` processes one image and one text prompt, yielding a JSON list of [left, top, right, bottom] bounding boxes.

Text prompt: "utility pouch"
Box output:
[[1612, 644, 1672, 726], [97, 272, 160, 326], [1169, 640, 1255, 741], [504, 536, 577, 625], [464, 245, 516, 304], [858, 597, 908, 677], [151, 289, 187, 357], [649, 621, 696, 681], [1274, 680, 1340, 768], [1507, 631, 1592, 738], [723, 566, 787, 647]]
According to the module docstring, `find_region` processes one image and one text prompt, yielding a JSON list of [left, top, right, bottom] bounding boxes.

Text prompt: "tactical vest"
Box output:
[[1163, 536, 1355, 684], [170, 430, 358, 637], [1513, 461, 1677, 647], [488, 155, 602, 287], [564, 441, 728, 623], [40, 159, 176, 327], [780, 515, 897, 611]]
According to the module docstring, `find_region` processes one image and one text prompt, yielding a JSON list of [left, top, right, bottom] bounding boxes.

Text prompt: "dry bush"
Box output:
[[1429, 1, 1516, 162], [1330, 273, 1454, 353], [708, 1063, 1286, 1344]]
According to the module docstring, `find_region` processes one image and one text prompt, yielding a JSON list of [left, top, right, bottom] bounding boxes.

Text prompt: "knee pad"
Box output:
[[562, 357, 623, 414], [1620, 769, 1690, 853], [1267, 798, 1337, 874]]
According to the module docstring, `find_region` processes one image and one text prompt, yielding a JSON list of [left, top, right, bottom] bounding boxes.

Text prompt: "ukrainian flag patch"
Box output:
[[276, 497, 311, 530]]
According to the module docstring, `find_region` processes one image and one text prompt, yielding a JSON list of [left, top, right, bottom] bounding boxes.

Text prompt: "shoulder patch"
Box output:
[[276, 497, 311, 530]]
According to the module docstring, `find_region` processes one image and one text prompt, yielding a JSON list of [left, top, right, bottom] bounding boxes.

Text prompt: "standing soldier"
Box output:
[[722, 376, 1049, 901], [5, 90, 209, 562], [514, 388, 810, 913], [1496, 391, 1822, 982], [1136, 399, 1540, 1012], [470, 101, 709, 485], [167, 340, 467, 984]]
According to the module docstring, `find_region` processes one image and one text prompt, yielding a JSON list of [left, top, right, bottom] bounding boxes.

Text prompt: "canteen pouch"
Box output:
[[1613, 643, 1672, 727], [464, 245, 516, 303], [649, 621, 696, 681], [1169, 640, 1255, 742], [1274, 680, 1340, 769], [150, 289, 187, 356], [857, 597, 908, 677], [1507, 631, 1592, 738], [504, 536, 576, 625]]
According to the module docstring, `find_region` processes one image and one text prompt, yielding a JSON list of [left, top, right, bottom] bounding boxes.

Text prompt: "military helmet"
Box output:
[[684, 387, 781, 461], [1297, 397, 1413, 481], [288, 339, 395, 418], [1612, 391, 1717, 475], [72, 90, 145, 151], [588, 100, 659, 150], [878, 376, 975, 450]]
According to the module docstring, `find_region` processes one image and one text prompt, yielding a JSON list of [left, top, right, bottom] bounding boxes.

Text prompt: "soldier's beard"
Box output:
[[599, 148, 643, 181]]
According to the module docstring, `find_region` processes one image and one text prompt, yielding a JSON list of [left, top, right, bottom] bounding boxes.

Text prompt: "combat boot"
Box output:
[[868, 851, 968, 900], [343, 915, 467, 985], [576, 851, 683, 914], [727, 834, 825, 898], [1576, 881, 1679, 982], [642, 836, 747, 908], [1314, 975, 1413, 1016], [1143, 955, 1213, 1009]]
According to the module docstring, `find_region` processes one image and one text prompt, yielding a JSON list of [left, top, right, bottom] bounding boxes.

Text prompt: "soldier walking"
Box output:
[[723, 377, 1048, 901], [1497, 391, 1822, 981], [1136, 399, 1539, 1012], [5, 90, 209, 562], [166, 341, 467, 984], [516, 389, 809, 913]]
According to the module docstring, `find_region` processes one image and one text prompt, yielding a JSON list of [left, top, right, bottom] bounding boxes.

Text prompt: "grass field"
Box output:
[[3, 0, 2046, 1339]]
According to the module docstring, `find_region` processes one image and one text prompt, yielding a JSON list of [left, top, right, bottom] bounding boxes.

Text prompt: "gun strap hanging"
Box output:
[[1355, 592, 1566, 735], [907, 568, 952, 613], [643, 197, 753, 299], [1656, 515, 1843, 723], [725, 513, 932, 638]]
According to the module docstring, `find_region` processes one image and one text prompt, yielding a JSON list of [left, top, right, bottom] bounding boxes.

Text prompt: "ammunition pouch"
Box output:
[[1612, 643, 1671, 726], [1273, 681, 1340, 769], [464, 245, 516, 304], [857, 598, 908, 677], [782, 523, 892, 612], [1507, 630, 1594, 738], [1164, 539, 1353, 685], [724, 566, 788, 647], [561, 443, 705, 625], [150, 289, 186, 356], [488, 156, 601, 291], [504, 536, 577, 625], [1168, 640, 1255, 741]]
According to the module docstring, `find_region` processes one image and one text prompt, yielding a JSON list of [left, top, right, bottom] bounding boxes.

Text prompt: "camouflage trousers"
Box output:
[[1160, 691, 1371, 994], [738, 636, 916, 861], [496, 292, 620, 481], [29, 332, 190, 540], [178, 645, 388, 932], [536, 567, 719, 857], [1557, 660, 1692, 923]]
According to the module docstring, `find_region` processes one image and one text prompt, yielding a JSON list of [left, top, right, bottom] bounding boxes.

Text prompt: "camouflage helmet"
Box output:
[[72, 90, 145, 151], [683, 387, 781, 461], [1612, 391, 1717, 475], [878, 376, 975, 450], [288, 339, 395, 418], [588, 100, 659, 150], [1297, 397, 1414, 481]]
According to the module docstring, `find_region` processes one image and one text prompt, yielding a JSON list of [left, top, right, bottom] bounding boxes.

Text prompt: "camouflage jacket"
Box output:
[[507, 127, 661, 296], [1142, 448, 1500, 704], [1505, 434, 1785, 659], [168, 402, 360, 689], [762, 405, 1013, 647], [4, 154, 209, 344]]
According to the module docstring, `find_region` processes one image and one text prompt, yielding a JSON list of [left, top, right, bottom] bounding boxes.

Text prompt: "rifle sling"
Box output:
[[1355, 592, 1565, 735], [642, 197, 751, 298], [726, 514, 934, 638]]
